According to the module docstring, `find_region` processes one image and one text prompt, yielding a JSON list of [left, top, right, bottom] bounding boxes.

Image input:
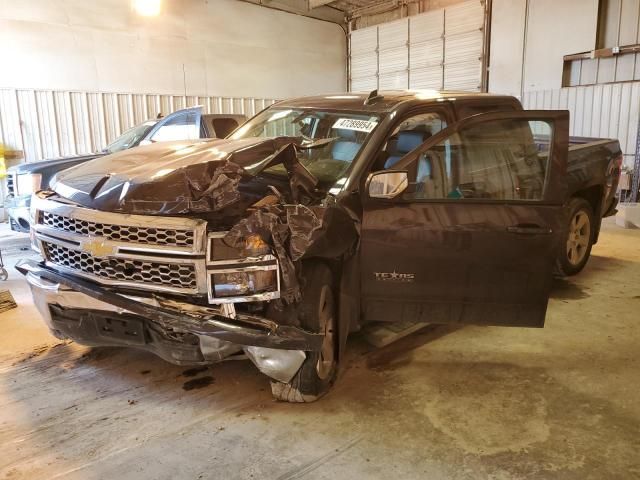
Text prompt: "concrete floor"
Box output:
[[1, 220, 639, 480]]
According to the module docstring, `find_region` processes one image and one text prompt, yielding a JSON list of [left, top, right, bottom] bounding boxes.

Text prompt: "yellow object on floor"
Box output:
[[0, 143, 6, 179]]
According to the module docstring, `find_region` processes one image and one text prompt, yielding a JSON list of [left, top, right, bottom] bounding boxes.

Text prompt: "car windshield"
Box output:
[[230, 108, 381, 183], [105, 121, 157, 153]]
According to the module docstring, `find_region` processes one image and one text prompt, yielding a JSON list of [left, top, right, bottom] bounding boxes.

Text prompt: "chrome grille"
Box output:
[[44, 242, 197, 290], [42, 212, 194, 248]]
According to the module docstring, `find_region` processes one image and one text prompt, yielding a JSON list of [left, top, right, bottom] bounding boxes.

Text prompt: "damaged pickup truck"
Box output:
[[18, 91, 622, 402]]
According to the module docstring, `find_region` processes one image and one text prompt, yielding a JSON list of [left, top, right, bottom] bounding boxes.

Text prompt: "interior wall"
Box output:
[[523, 0, 599, 91], [488, 0, 526, 96], [0, 0, 347, 99], [489, 0, 599, 95]]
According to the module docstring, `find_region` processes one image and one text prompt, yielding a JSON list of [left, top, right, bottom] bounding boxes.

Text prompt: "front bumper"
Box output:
[[18, 260, 322, 382]]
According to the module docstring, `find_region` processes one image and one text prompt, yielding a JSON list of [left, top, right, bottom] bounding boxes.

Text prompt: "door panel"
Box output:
[[360, 110, 569, 328], [361, 202, 561, 326]]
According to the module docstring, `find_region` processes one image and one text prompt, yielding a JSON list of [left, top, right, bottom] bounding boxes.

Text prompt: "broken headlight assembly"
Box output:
[[207, 232, 280, 303], [212, 268, 278, 298], [242, 234, 270, 257]]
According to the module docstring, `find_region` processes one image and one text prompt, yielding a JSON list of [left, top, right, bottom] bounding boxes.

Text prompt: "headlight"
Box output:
[[212, 269, 277, 298], [207, 232, 279, 302], [15, 173, 42, 196], [208, 233, 270, 262], [242, 234, 270, 257]]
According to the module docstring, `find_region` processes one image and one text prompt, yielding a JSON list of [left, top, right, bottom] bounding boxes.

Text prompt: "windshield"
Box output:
[[230, 108, 381, 183], [105, 121, 157, 153]]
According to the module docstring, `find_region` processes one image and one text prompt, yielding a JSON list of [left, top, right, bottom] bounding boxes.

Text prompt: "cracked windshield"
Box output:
[[231, 108, 381, 183]]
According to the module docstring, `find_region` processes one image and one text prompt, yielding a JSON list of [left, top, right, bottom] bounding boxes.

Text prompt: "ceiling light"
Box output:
[[133, 0, 161, 16]]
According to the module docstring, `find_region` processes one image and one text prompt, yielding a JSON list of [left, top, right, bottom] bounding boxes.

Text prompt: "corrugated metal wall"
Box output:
[[522, 82, 640, 167], [0, 88, 277, 164], [565, 52, 640, 87]]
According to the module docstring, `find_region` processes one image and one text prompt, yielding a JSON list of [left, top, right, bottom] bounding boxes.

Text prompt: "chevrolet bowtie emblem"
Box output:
[[82, 238, 116, 257]]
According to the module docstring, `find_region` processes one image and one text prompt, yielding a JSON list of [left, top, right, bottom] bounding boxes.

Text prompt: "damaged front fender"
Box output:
[[225, 202, 359, 303]]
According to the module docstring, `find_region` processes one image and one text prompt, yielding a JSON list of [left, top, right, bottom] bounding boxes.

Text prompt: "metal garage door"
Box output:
[[349, 0, 485, 92], [350, 27, 378, 91]]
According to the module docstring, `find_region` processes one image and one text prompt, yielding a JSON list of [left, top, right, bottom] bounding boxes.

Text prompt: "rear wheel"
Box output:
[[555, 197, 594, 276], [270, 262, 337, 403]]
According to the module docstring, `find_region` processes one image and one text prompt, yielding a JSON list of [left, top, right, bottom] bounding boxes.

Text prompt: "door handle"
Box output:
[[506, 225, 553, 235]]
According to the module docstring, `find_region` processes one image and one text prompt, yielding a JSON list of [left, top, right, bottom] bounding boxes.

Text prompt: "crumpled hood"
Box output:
[[51, 137, 310, 216]]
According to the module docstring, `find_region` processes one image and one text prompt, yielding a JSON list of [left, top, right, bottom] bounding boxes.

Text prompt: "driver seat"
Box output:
[[384, 131, 425, 168]]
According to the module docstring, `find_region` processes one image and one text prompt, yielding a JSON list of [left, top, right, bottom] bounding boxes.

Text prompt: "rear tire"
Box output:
[[555, 197, 594, 276], [270, 262, 337, 403]]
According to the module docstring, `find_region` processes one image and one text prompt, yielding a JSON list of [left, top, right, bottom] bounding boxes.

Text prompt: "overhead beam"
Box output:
[[236, 0, 346, 25], [309, 0, 337, 8]]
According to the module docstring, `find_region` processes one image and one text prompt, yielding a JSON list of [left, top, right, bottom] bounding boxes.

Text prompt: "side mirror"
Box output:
[[367, 170, 408, 199]]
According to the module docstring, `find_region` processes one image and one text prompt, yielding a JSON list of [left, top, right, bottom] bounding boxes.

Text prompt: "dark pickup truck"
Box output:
[[18, 91, 621, 402], [5, 107, 245, 232]]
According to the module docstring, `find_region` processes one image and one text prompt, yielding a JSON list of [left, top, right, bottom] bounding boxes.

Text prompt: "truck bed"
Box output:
[[567, 136, 621, 217], [534, 135, 621, 217]]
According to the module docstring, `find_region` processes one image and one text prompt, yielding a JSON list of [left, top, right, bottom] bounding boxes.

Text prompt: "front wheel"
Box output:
[[270, 262, 337, 403], [555, 197, 594, 276]]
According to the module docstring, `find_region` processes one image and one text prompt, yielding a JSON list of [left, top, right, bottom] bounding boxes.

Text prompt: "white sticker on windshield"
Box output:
[[332, 118, 378, 133]]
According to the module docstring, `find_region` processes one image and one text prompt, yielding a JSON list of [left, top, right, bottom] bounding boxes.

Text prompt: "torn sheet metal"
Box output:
[[51, 136, 321, 216], [199, 336, 244, 362], [183, 160, 245, 212], [224, 204, 328, 302], [286, 204, 324, 261], [225, 205, 301, 302], [243, 142, 320, 204]]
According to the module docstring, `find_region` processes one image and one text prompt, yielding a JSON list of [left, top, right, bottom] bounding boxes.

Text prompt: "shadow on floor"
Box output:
[[550, 277, 590, 300], [359, 324, 463, 371]]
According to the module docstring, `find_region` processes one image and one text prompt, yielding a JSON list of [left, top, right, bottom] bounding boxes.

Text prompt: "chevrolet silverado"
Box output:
[[18, 91, 622, 402]]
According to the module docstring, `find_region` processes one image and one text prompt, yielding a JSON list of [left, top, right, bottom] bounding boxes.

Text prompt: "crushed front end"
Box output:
[[20, 192, 323, 383]]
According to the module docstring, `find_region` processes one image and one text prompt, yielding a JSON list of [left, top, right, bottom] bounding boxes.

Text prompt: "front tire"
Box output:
[[270, 262, 337, 403], [555, 197, 594, 276]]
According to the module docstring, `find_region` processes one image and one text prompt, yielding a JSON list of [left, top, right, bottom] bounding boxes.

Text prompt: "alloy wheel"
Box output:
[[566, 210, 591, 266]]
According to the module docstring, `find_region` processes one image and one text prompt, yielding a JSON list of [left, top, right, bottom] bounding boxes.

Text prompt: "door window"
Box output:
[[380, 112, 447, 170], [150, 111, 199, 142], [402, 119, 553, 202]]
